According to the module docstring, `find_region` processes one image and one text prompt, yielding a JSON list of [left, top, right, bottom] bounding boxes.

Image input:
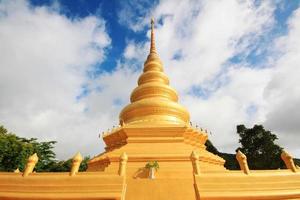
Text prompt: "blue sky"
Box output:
[[228, 1, 300, 66], [29, 0, 300, 97], [30, 0, 155, 73], [27, 0, 300, 74], [1, 0, 300, 159]]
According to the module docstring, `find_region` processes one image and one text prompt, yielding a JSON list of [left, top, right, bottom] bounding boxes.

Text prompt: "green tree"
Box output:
[[205, 139, 239, 170], [48, 156, 90, 172], [0, 125, 57, 172], [205, 139, 219, 154], [0, 125, 90, 172], [79, 156, 90, 171], [0, 126, 7, 134], [0, 126, 29, 171], [236, 124, 285, 169]]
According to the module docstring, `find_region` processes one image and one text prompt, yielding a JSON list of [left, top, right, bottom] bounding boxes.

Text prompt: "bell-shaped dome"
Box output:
[[119, 18, 190, 126]]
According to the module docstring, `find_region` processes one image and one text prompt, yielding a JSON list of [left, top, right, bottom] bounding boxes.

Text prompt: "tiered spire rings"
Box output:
[[119, 19, 190, 126]]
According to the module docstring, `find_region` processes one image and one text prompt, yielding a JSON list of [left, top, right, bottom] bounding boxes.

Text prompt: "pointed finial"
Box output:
[[70, 152, 83, 176], [73, 152, 83, 162], [150, 17, 156, 53], [151, 17, 154, 25], [236, 150, 250, 174], [118, 152, 128, 176], [23, 153, 39, 177], [120, 152, 128, 161], [190, 150, 199, 161], [190, 151, 200, 175], [281, 150, 297, 172]]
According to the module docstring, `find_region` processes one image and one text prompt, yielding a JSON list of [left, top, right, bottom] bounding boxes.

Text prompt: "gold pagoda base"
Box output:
[[88, 124, 226, 176]]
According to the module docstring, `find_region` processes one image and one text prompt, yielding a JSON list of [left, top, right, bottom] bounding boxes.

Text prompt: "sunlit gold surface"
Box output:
[[119, 17, 190, 126]]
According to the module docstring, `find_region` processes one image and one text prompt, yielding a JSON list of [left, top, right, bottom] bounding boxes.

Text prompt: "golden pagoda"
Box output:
[[88, 18, 225, 174], [0, 19, 300, 200]]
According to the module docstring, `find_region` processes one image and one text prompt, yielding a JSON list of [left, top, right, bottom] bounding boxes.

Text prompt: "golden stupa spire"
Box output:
[[150, 18, 156, 54], [119, 18, 190, 126]]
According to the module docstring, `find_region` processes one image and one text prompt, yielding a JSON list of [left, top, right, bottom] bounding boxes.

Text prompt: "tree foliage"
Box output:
[[205, 125, 295, 170], [205, 139, 219, 155], [205, 139, 239, 170], [236, 124, 285, 169], [47, 156, 90, 172], [0, 125, 89, 172]]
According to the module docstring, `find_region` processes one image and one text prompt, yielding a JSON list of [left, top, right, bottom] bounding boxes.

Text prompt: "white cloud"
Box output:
[[151, 0, 274, 92], [83, 64, 139, 119], [123, 40, 148, 61], [117, 0, 154, 32], [263, 7, 300, 156], [0, 0, 111, 159]]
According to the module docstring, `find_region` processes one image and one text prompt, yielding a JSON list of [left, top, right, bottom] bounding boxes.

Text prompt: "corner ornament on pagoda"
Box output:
[[236, 150, 250, 175]]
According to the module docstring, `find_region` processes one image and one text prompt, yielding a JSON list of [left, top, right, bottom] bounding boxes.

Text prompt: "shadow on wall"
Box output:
[[133, 167, 149, 179]]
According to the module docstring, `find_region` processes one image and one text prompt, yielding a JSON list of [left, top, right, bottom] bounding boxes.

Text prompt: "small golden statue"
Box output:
[[236, 150, 250, 174], [281, 150, 297, 172], [14, 168, 20, 173], [23, 153, 38, 177], [70, 152, 83, 176], [118, 152, 128, 176], [190, 151, 201, 175]]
